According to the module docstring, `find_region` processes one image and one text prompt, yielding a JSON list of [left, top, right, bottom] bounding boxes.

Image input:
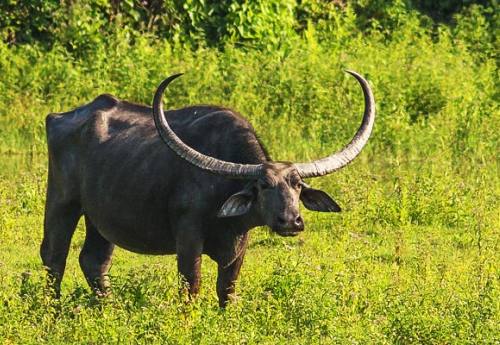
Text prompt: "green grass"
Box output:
[[0, 153, 498, 344], [0, 5, 499, 344]]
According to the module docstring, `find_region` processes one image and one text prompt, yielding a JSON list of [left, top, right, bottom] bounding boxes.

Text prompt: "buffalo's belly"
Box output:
[[101, 229, 176, 255], [83, 203, 176, 255], [79, 156, 178, 254]]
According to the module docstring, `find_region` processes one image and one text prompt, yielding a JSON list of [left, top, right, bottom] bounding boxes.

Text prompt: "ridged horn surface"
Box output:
[[152, 73, 265, 178], [294, 70, 375, 178]]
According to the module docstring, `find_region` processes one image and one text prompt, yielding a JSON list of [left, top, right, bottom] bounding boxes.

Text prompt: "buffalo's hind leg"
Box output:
[[79, 216, 114, 297], [41, 199, 81, 297]]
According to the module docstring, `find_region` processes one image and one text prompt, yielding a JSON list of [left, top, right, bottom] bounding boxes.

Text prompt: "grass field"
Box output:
[[0, 2, 499, 344], [1, 152, 497, 344]]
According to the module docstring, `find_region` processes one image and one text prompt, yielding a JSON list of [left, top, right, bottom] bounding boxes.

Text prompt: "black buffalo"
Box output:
[[41, 71, 375, 306]]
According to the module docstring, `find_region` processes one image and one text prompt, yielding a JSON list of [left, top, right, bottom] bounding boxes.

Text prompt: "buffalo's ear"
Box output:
[[218, 190, 254, 217], [300, 186, 341, 212]]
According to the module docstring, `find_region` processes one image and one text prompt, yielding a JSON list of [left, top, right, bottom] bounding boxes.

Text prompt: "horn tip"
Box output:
[[344, 69, 359, 77]]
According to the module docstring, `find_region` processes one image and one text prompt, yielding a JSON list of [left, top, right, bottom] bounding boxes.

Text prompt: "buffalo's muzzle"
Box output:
[[274, 215, 304, 236]]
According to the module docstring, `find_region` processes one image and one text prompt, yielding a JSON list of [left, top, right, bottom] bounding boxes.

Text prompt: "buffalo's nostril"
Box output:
[[294, 216, 302, 225], [294, 216, 304, 229]]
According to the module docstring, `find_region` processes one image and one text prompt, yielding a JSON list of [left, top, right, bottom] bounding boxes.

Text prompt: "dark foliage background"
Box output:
[[1, 0, 497, 53]]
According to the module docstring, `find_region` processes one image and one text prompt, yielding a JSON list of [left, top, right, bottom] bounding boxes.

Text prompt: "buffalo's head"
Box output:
[[152, 71, 374, 236], [217, 163, 339, 236]]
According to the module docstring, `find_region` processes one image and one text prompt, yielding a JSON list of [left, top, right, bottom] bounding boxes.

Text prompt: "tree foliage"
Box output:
[[1, 0, 497, 55]]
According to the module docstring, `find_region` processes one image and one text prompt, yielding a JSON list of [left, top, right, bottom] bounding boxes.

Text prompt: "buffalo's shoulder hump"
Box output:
[[45, 94, 121, 148], [92, 94, 120, 111]]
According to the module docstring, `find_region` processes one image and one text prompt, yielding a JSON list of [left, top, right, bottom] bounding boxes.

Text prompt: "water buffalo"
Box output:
[[41, 70, 375, 306]]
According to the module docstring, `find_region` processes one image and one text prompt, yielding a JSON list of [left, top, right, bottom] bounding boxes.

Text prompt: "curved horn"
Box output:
[[294, 70, 375, 178], [152, 73, 265, 178]]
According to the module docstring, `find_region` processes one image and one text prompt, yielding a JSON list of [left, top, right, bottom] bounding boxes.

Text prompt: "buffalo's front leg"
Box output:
[[176, 230, 203, 300], [216, 239, 248, 308], [79, 216, 114, 297]]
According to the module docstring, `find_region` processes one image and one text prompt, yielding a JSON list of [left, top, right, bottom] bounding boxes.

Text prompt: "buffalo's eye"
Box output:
[[290, 176, 301, 189]]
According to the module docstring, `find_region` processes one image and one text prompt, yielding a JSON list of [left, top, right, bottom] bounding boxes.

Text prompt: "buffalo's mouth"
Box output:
[[275, 230, 302, 237], [272, 224, 304, 237]]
